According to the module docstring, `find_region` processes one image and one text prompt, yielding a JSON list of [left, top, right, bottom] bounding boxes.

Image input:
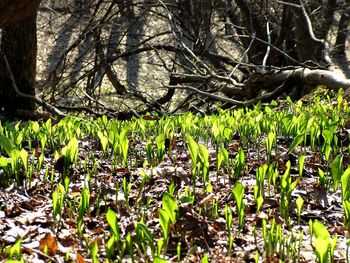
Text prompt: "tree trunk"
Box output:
[[0, 11, 37, 112], [0, 0, 41, 28], [334, 1, 349, 57], [292, 5, 327, 64]]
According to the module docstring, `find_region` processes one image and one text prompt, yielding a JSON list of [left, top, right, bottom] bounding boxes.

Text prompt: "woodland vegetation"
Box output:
[[0, 0, 350, 262]]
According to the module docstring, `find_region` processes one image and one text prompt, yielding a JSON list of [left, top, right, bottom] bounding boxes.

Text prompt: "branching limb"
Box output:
[[164, 80, 288, 107], [159, 0, 244, 89]]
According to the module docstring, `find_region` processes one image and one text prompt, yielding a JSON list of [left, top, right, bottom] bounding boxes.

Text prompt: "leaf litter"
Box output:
[[0, 93, 350, 262]]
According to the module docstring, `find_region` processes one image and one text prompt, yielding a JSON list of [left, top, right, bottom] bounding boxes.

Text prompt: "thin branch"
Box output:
[[237, 34, 306, 68], [21, 244, 61, 263], [164, 84, 244, 104], [165, 80, 288, 108], [228, 32, 255, 78], [276, 1, 301, 8], [159, 0, 244, 88], [262, 22, 271, 69]]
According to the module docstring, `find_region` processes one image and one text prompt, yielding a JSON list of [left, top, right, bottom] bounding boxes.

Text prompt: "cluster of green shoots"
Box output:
[[1, 90, 350, 261]]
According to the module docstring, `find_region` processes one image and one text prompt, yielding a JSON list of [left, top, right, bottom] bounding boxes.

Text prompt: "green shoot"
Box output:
[[232, 182, 245, 232], [295, 196, 304, 225]]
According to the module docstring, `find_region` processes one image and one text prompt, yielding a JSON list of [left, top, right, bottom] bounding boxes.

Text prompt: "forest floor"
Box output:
[[0, 89, 350, 262]]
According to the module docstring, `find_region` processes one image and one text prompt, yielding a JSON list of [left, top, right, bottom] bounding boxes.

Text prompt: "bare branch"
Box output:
[[262, 22, 271, 69]]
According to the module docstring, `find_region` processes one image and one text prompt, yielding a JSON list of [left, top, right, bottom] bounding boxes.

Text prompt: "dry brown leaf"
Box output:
[[76, 252, 86, 263], [39, 232, 58, 256]]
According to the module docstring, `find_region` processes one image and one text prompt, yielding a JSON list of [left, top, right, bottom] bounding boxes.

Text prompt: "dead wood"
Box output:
[[165, 67, 350, 107], [245, 68, 350, 95]]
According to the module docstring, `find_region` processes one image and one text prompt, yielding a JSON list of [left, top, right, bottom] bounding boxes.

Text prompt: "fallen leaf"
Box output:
[[76, 252, 86, 263], [39, 233, 58, 256]]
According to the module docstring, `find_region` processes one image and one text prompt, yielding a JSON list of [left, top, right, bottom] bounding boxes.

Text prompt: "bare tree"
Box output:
[[36, 0, 350, 117]]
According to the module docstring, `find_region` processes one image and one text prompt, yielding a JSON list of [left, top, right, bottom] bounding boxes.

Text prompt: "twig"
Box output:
[[22, 244, 61, 263], [262, 22, 271, 70], [276, 0, 301, 8], [228, 32, 255, 78], [237, 34, 306, 67], [165, 80, 288, 108], [164, 84, 245, 105], [158, 0, 244, 88]]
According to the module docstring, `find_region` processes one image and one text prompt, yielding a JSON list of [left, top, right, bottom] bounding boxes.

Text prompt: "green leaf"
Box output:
[[312, 220, 330, 240], [314, 238, 329, 263], [162, 192, 179, 224], [91, 239, 99, 263], [330, 236, 338, 261], [318, 168, 327, 186], [153, 256, 167, 263], [31, 121, 40, 133], [62, 137, 79, 164], [331, 154, 343, 191], [322, 143, 332, 161], [156, 134, 165, 162], [0, 133, 16, 157], [0, 156, 8, 167], [8, 237, 22, 259], [201, 254, 209, 263], [224, 205, 233, 229], [265, 131, 276, 156], [343, 200, 350, 224], [105, 235, 115, 259], [288, 133, 304, 154], [121, 138, 129, 166], [211, 122, 220, 140], [341, 167, 350, 201], [97, 131, 108, 153], [136, 222, 154, 246], [198, 144, 209, 166], [322, 124, 338, 144], [19, 149, 28, 172], [217, 147, 229, 172], [186, 135, 198, 165], [106, 208, 120, 240], [159, 208, 170, 240], [232, 182, 244, 212], [145, 140, 154, 164], [217, 150, 224, 171], [234, 149, 245, 178], [296, 196, 304, 216], [256, 195, 264, 212]]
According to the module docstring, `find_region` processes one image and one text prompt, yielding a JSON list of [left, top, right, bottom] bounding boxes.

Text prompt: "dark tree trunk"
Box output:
[[334, 3, 349, 56], [332, 0, 350, 78], [319, 0, 337, 40], [0, 0, 41, 28], [0, 11, 37, 112]]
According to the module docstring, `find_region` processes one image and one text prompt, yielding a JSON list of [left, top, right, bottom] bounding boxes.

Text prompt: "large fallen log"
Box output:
[[164, 67, 350, 108], [253, 68, 350, 90], [242, 68, 350, 99]]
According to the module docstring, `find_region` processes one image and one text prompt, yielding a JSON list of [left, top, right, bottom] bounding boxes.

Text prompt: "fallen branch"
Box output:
[[165, 66, 350, 108], [165, 80, 287, 107], [254, 68, 350, 90]]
